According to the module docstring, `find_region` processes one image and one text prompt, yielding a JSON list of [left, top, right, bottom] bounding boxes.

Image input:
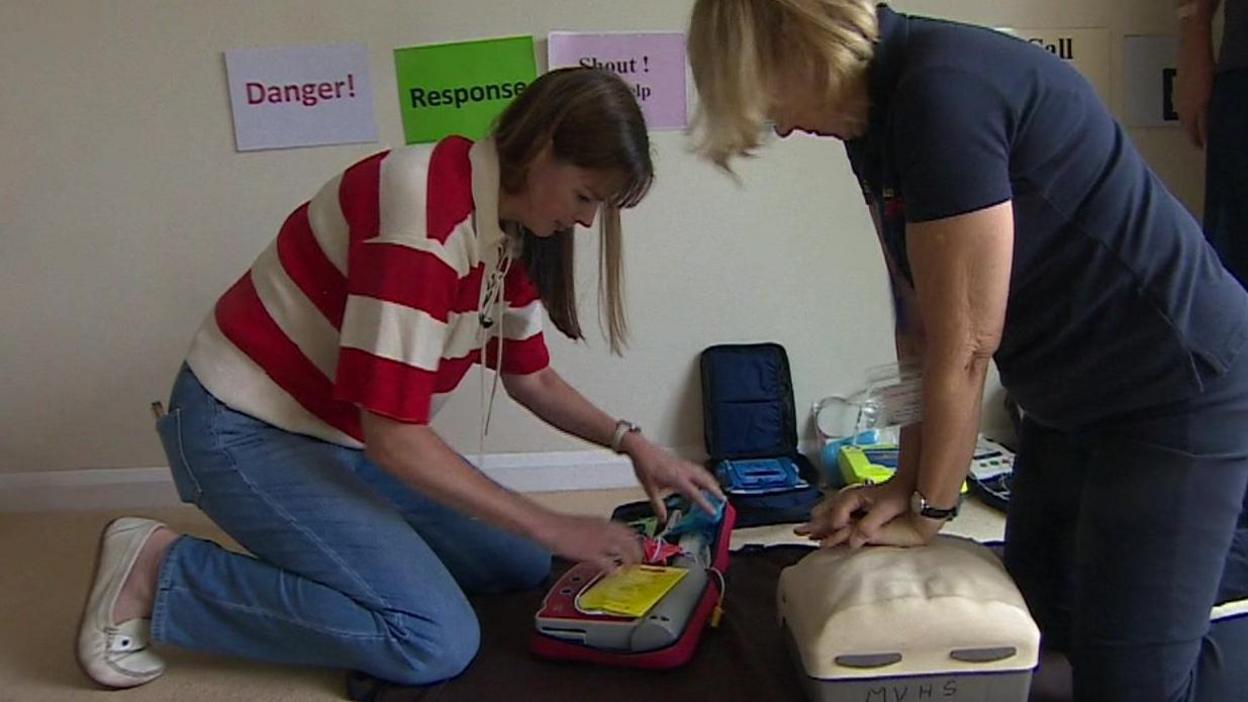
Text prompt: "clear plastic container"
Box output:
[[813, 361, 923, 443], [812, 362, 923, 486]]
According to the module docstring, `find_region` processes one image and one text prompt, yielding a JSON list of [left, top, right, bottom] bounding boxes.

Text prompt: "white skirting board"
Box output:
[[0, 449, 648, 513]]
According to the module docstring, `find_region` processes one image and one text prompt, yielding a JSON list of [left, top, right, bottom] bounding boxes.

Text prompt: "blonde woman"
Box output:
[[77, 67, 723, 689], [689, 1, 1248, 700]]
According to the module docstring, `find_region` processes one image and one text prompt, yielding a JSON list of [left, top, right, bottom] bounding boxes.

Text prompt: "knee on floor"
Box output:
[[376, 605, 482, 685]]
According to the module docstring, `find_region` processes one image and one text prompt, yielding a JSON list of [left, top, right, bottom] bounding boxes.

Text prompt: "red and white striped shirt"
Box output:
[[186, 136, 550, 448]]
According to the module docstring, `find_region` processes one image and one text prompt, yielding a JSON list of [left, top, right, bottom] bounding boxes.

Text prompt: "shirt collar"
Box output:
[[864, 3, 909, 130], [468, 136, 507, 272]]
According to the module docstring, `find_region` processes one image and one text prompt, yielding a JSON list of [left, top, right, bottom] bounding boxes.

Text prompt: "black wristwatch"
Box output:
[[910, 490, 960, 521]]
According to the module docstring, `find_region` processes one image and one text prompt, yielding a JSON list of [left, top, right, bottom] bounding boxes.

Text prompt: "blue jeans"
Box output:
[[152, 365, 551, 685], [1205, 69, 1248, 288], [1004, 352, 1248, 701]]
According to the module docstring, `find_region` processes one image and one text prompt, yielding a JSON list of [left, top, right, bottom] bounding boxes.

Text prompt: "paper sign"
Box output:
[[224, 43, 377, 152], [996, 28, 1112, 105], [393, 36, 537, 144], [1123, 35, 1180, 127], [548, 32, 688, 130]]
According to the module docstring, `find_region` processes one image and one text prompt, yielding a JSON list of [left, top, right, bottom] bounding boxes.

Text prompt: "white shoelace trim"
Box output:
[[476, 245, 514, 466]]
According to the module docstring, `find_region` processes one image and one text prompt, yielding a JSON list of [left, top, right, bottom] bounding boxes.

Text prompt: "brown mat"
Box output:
[[345, 545, 815, 702]]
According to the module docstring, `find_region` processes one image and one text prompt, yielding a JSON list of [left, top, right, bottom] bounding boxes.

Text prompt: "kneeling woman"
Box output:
[[77, 67, 722, 688]]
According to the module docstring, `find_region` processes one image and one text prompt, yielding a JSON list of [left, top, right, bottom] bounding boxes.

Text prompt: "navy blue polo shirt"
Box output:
[[845, 5, 1248, 428]]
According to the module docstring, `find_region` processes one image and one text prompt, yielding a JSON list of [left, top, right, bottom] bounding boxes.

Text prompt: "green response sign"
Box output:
[[393, 35, 537, 144]]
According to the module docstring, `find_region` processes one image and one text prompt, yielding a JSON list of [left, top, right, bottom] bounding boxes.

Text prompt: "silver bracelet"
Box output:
[[610, 419, 640, 454]]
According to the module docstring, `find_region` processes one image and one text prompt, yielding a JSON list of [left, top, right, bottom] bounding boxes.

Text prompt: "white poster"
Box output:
[[996, 27, 1112, 105], [225, 43, 378, 152], [1123, 35, 1180, 128]]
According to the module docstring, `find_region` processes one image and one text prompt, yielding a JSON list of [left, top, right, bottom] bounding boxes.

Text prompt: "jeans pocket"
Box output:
[[155, 408, 202, 505]]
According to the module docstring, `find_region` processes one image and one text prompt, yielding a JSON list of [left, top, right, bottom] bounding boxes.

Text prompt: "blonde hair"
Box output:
[[688, 0, 878, 170], [493, 67, 653, 355]]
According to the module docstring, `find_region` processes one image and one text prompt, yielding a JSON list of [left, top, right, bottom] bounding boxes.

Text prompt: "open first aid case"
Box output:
[[530, 493, 736, 669], [701, 343, 822, 527]]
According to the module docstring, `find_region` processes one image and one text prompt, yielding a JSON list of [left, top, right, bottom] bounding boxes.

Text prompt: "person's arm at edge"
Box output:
[[1177, 0, 1222, 148]]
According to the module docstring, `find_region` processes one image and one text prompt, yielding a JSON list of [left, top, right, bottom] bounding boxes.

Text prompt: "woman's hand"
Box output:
[[624, 436, 725, 523], [535, 512, 643, 572], [795, 481, 941, 548]]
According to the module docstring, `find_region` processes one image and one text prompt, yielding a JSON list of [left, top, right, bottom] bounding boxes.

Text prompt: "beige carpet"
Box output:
[[0, 488, 645, 702]]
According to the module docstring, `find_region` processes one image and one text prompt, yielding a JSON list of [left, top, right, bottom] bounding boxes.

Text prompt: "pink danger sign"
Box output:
[[224, 43, 378, 152], [547, 32, 687, 131]]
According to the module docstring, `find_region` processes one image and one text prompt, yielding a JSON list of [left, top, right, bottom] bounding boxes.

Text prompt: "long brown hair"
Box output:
[[492, 67, 653, 355]]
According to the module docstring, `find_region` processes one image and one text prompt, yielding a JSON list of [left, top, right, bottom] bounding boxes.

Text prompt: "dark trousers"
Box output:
[[1004, 353, 1248, 702], [1205, 69, 1248, 288]]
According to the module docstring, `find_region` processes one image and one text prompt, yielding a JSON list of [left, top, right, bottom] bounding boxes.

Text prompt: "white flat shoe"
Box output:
[[76, 517, 167, 688]]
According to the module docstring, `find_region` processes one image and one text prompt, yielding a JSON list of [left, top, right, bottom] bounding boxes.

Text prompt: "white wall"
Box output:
[[0, 0, 1202, 479]]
